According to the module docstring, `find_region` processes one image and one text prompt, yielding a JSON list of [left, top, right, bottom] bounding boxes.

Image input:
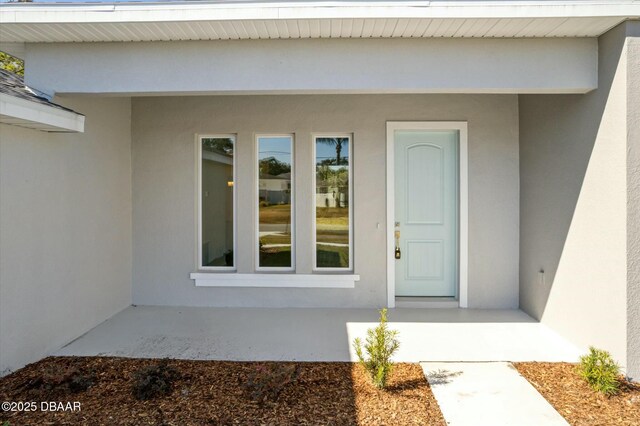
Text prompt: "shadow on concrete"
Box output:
[[423, 369, 463, 386]]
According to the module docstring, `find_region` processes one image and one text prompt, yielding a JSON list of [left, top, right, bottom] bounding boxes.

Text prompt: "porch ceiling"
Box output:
[[0, 1, 638, 44]]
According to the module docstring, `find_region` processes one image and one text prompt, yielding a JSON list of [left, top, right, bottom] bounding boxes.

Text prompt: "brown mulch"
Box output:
[[515, 362, 640, 426], [0, 357, 445, 426]]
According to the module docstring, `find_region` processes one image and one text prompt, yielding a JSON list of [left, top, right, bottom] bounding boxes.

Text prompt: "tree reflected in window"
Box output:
[[258, 136, 294, 269], [316, 137, 351, 269]]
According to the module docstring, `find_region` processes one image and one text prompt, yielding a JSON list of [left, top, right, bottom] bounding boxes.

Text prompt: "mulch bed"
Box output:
[[0, 357, 445, 426], [515, 362, 640, 426]]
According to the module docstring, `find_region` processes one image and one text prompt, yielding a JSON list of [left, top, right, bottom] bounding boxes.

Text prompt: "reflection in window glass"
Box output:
[[315, 136, 350, 269], [258, 136, 293, 269], [201, 136, 234, 268]]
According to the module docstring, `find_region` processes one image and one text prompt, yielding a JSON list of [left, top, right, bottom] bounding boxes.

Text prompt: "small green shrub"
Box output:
[[244, 363, 299, 403], [578, 346, 621, 396], [353, 308, 400, 389], [23, 366, 94, 397], [132, 360, 180, 400], [67, 371, 95, 393]]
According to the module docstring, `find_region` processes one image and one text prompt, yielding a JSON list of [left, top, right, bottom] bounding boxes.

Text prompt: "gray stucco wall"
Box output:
[[132, 94, 519, 309], [0, 97, 133, 375], [520, 22, 639, 378]]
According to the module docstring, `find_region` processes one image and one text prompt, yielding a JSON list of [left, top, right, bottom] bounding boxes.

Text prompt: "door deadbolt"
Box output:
[[394, 226, 401, 259]]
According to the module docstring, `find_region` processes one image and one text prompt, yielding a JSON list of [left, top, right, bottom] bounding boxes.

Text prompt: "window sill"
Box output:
[[190, 273, 359, 288]]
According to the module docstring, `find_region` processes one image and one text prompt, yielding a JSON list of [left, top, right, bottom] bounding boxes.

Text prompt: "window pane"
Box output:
[[315, 137, 350, 268], [201, 137, 234, 267], [258, 136, 293, 268]]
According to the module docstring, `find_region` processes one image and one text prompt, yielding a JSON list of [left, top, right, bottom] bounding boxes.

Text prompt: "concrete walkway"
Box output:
[[56, 306, 583, 362], [422, 362, 569, 426]]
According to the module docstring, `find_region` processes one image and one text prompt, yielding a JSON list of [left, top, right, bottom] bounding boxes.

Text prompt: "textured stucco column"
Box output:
[[626, 24, 640, 380], [519, 22, 629, 368]]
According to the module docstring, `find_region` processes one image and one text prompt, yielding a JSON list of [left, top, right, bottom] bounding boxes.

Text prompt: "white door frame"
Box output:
[[386, 122, 468, 308]]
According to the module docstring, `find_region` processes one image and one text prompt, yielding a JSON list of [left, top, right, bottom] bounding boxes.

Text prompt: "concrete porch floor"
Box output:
[[56, 306, 584, 362]]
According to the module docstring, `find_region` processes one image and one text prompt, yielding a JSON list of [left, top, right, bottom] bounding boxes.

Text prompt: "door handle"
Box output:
[[394, 223, 401, 259]]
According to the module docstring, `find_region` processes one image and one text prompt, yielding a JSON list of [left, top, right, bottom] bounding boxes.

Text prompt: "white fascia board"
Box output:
[[190, 273, 360, 288], [203, 150, 233, 165], [1, 1, 638, 24], [0, 94, 84, 133]]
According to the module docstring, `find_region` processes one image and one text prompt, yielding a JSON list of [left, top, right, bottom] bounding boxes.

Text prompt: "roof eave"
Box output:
[[0, 93, 85, 133], [1, 1, 639, 24], [1, 1, 638, 42]]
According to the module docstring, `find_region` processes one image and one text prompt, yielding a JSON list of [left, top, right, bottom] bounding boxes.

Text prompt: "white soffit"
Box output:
[[0, 1, 638, 43], [0, 94, 85, 132]]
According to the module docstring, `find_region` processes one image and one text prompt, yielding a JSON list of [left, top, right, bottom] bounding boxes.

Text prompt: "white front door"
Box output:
[[393, 129, 459, 297]]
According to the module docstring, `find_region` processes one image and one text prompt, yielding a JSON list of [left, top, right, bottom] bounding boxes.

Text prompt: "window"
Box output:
[[199, 135, 235, 269], [257, 135, 294, 270], [314, 135, 352, 270]]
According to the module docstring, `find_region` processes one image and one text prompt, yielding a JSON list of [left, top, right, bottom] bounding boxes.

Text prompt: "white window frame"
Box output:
[[312, 133, 354, 272], [196, 134, 237, 272], [255, 134, 296, 272]]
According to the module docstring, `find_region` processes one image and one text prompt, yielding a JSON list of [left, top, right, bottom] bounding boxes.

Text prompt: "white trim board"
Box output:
[[385, 121, 468, 309], [190, 273, 360, 288], [0, 94, 84, 133]]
